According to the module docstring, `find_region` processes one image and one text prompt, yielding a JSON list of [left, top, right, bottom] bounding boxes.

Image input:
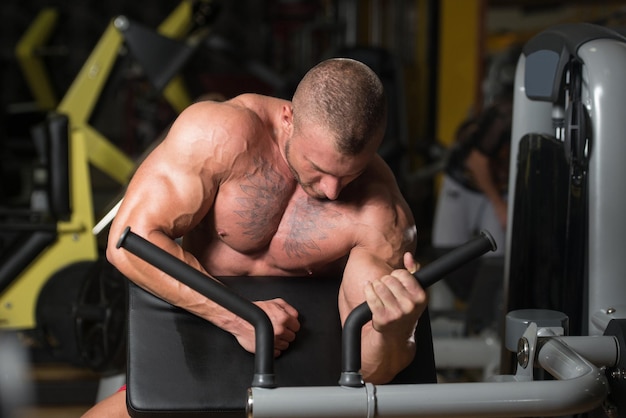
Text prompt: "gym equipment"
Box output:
[[0, 332, 33, 418], [0, 0, 216, 371], [115, 227, 493, 417], [14, 7, 61, 111], [113, 21, 626, 418], [504, 22, 626, 415]]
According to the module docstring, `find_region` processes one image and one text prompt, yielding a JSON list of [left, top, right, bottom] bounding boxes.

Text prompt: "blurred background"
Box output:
[[1, 0, 625, 416], [3, 0, 624, 245]]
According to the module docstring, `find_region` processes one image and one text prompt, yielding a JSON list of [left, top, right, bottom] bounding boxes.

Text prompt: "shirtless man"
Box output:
[[82, 58, 426, 417]]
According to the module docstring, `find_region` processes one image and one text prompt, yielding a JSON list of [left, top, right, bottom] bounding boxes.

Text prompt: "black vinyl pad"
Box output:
[[127, 276, 436, 417]]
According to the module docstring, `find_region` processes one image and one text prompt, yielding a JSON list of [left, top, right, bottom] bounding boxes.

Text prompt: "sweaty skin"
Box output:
[[85, 92, 426, 418]]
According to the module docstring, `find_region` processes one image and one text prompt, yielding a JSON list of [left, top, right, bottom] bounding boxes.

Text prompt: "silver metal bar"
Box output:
[[249, 338, 608, 418], [247, 385, 370, 418], [577, 39, 626, 336], [432, 335, 500, 378], [545, 335, 618, 368]]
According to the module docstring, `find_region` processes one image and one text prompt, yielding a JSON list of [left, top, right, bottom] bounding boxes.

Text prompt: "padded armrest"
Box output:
[[0, 229, 56, 293], [127, 276, 436, 417]]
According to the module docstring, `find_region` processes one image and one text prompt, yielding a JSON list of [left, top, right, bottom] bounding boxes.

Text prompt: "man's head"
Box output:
[[292, 58, 387, 155], [285, 58, 387, 200]]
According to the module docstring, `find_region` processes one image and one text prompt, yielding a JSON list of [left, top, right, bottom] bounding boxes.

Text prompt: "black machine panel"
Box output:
[[507, 133, 587, 336]]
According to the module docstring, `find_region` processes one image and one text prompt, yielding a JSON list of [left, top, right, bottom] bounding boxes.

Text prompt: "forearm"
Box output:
[[106, 226, 242, 333], [360, 323, 417, 384]]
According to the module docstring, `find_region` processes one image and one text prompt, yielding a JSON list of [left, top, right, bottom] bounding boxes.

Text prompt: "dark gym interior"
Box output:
[[2, 1, 626, 417]]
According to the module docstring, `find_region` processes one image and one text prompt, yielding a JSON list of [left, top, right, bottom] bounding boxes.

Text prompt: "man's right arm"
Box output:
[[108, 102, 227, 315], [106, 101, 298, 355]]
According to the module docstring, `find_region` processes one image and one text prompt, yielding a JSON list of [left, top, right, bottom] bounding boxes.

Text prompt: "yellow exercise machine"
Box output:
[[14, 7, 61, 111], [0, 0, 216, 371]]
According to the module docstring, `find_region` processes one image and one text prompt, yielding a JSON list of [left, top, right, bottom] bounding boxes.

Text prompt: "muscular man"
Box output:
[[83, 58, 426, 417]]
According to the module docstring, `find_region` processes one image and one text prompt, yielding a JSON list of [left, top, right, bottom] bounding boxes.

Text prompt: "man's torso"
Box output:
[[181, 99, 389, 277], [185, 174, 360, 277]]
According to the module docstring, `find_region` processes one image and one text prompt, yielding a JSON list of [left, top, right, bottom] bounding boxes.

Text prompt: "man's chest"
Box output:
[[210, 179, 355, 263]]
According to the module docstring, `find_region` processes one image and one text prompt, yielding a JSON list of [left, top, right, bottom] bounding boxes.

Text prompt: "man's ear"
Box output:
[[282, 104, 294, 133]]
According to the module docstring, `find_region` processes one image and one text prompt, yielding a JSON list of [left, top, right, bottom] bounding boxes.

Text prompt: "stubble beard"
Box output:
[[284, 139, 327, 201]]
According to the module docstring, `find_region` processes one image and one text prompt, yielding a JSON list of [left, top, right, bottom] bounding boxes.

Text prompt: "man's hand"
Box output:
[[233, 298, 300, 357], [364, 252, 426, 337]]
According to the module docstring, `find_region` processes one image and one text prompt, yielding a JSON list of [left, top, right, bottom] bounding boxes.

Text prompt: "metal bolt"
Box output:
[[88, 64, 101, 79], [114, 16, 129, 31], [517, 337, 530, 368], [607, 307, 617, 314]]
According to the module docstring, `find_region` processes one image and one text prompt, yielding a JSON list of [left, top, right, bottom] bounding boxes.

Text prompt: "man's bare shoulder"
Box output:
[[175, 96, 261, 133], [162, 95, 279, 157], [345, 156, 416, 256], [228, 92, 290, 110], [350, 156, 405, 205]]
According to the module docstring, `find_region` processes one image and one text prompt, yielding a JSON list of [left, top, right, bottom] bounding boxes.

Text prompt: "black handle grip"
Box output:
[[339, 230, 497, 387], [416, 230, 497, 288], [116, 227, 276, 388]]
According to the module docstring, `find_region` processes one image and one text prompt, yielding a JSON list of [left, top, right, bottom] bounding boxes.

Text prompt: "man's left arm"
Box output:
[[338, 247, 427, 384]]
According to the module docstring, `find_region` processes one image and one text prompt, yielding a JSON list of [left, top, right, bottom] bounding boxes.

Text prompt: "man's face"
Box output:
[[285, 122, 371, 201]]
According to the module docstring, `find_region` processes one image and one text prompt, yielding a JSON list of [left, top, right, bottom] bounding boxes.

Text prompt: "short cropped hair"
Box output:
[[292, 58, 387, 155]]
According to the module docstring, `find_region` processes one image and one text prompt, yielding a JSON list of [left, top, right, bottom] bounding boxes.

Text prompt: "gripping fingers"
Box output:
[[365, 272, 427, 333], [274, 327, 297, 357], [403, 252, 420, 275], [270, 299, 299, 356], [372, 275, 413, 315]]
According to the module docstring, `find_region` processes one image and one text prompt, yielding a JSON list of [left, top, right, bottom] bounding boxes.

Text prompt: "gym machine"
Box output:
[[109, 21, 626, 418], [14, 7, 61, 111], [503, 22, 626, 415], [116, 228, 494, 417], [0, 0, 216, 371]]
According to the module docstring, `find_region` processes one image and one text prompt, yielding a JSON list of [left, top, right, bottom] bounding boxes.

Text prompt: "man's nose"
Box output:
[[321, 176, 341, 200]]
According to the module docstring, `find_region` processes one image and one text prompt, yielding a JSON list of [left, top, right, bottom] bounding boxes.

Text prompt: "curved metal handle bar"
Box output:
[[339, 230, 497, 386], [116, 227, 276, 388], [248, 337, 608, 418]]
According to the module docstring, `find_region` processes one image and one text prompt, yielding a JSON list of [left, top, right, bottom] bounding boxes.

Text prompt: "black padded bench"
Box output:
[[126, 277, 437, 417], [120, 227, 495, 417]]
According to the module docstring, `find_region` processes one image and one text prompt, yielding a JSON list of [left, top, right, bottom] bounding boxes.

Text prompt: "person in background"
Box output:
[[431, 45, 519, 304]]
